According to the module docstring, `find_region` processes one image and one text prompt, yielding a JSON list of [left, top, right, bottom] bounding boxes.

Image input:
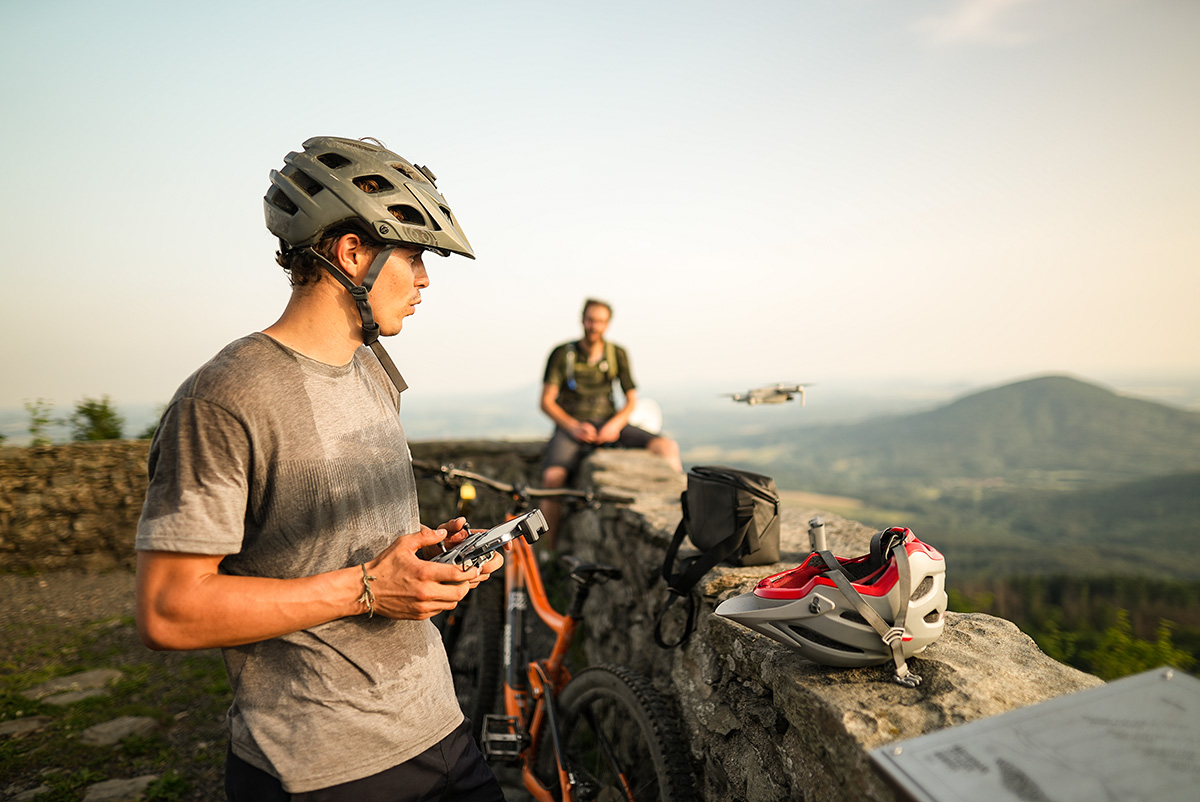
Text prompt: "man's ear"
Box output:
[[333, 233, 366, 282]]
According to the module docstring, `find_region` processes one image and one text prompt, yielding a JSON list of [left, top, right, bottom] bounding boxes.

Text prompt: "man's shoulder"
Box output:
[[545, 341, 576, 363], [176, 334, 295, 409]]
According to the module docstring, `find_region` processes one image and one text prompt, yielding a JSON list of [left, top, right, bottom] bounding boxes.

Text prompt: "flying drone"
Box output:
[[724, 383, 810, 406]]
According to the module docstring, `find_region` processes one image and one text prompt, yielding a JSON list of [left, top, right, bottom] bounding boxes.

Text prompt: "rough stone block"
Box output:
[[81, 716, 158, 747]]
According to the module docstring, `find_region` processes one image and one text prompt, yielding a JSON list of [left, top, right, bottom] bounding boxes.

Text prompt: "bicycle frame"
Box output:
[[414, 461, 645, 800], [500, 525, 579, 800]]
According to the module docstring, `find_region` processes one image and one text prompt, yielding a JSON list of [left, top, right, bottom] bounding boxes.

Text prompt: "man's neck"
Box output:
[[263, 283, 365, 366], [580, 336, 605, 360]]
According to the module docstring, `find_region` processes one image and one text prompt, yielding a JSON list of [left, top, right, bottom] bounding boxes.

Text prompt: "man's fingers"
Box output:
[[410, 526, 449, 549]]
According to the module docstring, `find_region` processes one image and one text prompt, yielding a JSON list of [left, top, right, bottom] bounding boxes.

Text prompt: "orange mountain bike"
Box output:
[[413, 460, 695, 802]]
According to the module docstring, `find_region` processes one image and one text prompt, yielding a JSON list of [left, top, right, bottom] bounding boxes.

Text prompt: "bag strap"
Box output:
[[655, 491, 756, 648], [653, 515, 700, 649], [689, 466, 779, 506]]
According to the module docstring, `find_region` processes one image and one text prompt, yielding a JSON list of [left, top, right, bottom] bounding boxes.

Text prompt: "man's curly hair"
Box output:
[[275, 221, 387, 288], [274, 178, 401, 287]]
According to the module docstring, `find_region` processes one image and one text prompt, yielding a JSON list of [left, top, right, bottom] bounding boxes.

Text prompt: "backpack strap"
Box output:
[[655, 490, 757, 648], [566, 341, 619, 391], [565, 343, 577, 390]]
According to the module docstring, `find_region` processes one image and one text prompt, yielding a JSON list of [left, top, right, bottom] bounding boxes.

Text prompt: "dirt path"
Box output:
[[0, 570, 137, 630], [1, 570, 531, 801]]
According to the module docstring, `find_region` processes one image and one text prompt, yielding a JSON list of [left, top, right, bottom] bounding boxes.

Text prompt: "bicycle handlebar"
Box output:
[[411, 459, 635, 506]]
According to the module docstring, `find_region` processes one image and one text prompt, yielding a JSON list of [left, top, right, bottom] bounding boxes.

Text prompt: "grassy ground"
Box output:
[[0, 572, 228, 801]]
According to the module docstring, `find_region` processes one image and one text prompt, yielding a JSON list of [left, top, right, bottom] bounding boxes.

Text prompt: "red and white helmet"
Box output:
[[715, 527, 946, 686]]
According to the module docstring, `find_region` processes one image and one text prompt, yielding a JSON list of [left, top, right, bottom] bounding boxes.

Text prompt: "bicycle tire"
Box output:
[[546, 664, 695, 802], [434, 572, 504, 741]]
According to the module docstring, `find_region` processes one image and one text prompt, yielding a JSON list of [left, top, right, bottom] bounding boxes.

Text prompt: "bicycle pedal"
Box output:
[[480, 714, 526, 762]]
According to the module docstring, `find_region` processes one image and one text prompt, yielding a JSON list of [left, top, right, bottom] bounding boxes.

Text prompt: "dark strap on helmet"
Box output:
[[311, 247, 408, 394]]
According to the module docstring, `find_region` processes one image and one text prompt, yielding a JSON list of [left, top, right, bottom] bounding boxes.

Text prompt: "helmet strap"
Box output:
[[309, 246, 409, 395], [818, 539, 921, 687]]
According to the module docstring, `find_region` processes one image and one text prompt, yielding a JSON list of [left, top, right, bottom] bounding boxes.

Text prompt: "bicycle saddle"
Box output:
[[563, 557, 622, 585]]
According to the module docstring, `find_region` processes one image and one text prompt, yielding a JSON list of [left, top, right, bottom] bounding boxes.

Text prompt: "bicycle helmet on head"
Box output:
[[265, 136, 474, 258], [715, 527, 946, 687], [263, 137, 475, 393]]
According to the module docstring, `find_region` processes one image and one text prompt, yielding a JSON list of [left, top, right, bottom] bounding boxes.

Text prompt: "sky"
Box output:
[[2, 0, 1198, 427]]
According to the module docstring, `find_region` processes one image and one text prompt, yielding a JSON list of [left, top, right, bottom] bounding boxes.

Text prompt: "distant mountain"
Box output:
[[906, 470, 1200, 581], [701, 375, 1200, 494]]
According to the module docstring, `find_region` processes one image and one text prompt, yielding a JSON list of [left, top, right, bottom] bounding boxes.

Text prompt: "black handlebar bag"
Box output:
[[655, 465, 781, 647]]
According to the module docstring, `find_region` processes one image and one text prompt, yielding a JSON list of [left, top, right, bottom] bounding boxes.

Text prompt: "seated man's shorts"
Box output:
[[543, 420, 656, 474]]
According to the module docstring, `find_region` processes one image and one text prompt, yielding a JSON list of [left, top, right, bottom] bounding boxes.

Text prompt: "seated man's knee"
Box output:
[[650, 436, 678, 457], [542, 466, 569, 488]]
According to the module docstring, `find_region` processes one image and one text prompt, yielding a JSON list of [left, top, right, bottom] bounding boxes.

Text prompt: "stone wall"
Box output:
[[0, 440, 1104, 801], [564, 450, 1104, 802], [0, 440, 545, 573], [0, 443, 152, 572]]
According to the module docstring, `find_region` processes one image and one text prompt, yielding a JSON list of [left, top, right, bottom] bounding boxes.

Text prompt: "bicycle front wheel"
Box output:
[[551, 664, 694, 802]]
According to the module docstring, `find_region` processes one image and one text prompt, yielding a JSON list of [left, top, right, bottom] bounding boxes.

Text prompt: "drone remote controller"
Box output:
[[432, 509, 547, 571]]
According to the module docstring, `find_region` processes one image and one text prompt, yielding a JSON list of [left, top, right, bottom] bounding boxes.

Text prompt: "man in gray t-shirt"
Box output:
[[135, 137, 504, 800]]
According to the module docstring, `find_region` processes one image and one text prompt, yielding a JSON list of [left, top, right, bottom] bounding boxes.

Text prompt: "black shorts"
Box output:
[[542, 420, 657, 474], [224, 718, 504, 802]]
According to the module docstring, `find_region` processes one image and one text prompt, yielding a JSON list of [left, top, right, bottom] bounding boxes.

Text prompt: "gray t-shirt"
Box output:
[[136, 333, 462, 792]]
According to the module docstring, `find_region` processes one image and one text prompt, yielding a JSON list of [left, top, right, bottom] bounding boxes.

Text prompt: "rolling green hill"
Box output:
[[686, 375, 1200, 582], [703, 375, 1200, 496], [869, 471, 1200, 581]]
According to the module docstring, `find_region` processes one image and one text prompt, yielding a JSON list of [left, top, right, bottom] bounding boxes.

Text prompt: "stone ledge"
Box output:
[[571, 450, 1103, 802]]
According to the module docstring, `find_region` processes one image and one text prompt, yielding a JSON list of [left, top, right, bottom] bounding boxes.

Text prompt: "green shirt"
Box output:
[[543, 340, 635, 422]]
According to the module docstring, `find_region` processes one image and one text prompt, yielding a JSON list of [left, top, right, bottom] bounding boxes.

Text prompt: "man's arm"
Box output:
[[596, 387, 637, 443], [136, 525, 501, 651], [541, 382, 596, 443]]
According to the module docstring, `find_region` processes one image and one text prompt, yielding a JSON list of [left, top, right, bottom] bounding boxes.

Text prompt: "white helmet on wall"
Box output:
[[627, 397, 663, 434], [715, 527, 947, 686]]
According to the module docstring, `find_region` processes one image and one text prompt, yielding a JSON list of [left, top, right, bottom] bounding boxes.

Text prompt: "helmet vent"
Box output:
[[390, 162, 421, 182], [388, 205, 427, 226], [317, 153, 352, 169], [839, 611, 869, 626], [924, 610, 943, 624], [787, 624, 865, 654], [292, 170, 325, 198], [265, 186, 298, 216], [354, 175, 395, 194], [910, 577, 934, 601]]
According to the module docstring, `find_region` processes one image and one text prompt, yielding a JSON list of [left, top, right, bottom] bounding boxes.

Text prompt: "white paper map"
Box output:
[[870, 667, 1200, 802]]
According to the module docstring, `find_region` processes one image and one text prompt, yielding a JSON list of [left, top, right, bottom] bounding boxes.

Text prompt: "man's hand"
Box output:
[[416, 516, 471, 561], [415, 517, 505, 589], [570, 421, 598, 443], [596, 419, 624, 444], [472, 549, 503, 588], [366, 526, 491, 620]]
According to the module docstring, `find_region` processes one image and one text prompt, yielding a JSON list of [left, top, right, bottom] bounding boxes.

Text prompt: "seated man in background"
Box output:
[[539, 298, 681, 547]]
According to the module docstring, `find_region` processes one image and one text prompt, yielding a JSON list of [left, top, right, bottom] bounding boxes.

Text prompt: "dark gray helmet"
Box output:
[[264, 136, 474, 258]]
